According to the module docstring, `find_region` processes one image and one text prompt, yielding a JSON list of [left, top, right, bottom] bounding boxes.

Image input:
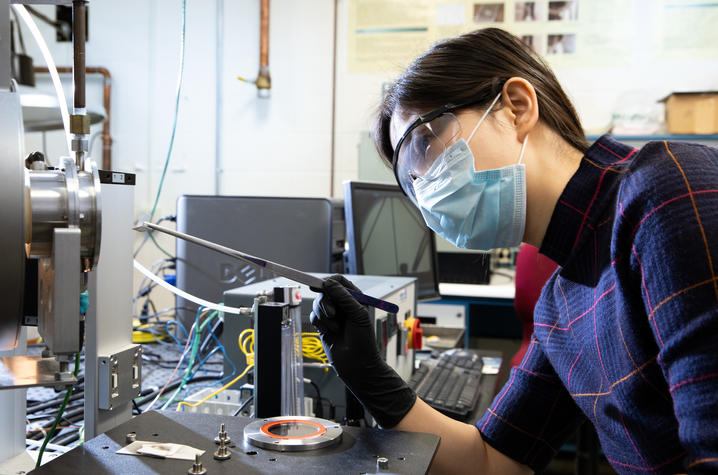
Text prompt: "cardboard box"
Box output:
[[661, 92, 718, 134]]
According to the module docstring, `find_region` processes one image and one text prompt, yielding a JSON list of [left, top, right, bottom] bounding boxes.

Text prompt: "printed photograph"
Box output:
[[548, 1, 578, 21], [547, 33, 577, 54], [515, 2, 543, 22], [473, 3, 505, 23], [520, 34, 544, 54]]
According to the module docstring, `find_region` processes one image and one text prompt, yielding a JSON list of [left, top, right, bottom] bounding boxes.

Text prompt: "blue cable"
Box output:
[[164, 319, 188, 348]]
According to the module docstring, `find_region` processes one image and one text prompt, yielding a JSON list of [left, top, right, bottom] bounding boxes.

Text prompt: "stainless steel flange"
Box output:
[[244, 416, 342, 452], [0, 91, 28, 351], [27, 157, 102, 271]]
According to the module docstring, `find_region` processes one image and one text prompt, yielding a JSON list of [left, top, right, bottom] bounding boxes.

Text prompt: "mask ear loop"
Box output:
[[518, 134, 529, 165], [467, 92, 502, 145]]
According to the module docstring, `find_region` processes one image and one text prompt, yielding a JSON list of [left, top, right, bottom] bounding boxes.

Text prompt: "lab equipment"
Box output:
[[139, 221, 399, 314], [175, 195, 344, 331], [407, 349, 484, 420], [343, 180, 440, 300], [31, 411, 440, 474], [0, 2, 138, 470], [222, 275, 417, 423]]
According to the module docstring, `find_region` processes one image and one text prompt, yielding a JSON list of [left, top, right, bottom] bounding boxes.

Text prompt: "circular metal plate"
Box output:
[[244, 416, 342, 452], [0, 91, 27, 350]]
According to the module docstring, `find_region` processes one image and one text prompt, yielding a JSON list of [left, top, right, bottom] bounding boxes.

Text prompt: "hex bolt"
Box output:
[[125, 433, 136, 444], [377, 457, 389, 470], [187, 453, 207, 475]]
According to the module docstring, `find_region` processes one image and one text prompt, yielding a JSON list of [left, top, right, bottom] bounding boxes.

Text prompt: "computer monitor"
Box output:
[[175, 195, 345, 331], [343, 181, 440, 301]]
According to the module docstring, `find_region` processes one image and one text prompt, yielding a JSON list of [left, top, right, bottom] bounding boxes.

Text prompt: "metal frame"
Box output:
[[85, 179, 135, 438]]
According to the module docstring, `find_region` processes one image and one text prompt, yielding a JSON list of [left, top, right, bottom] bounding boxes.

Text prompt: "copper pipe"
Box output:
[[259, 0, 269, 68], [35, 66, 113, 170], [256, 0, 271, 96]]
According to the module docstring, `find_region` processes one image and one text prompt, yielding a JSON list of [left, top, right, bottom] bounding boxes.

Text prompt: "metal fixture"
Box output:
[[243, 416, 342, 452], [187, 453, 207, 475], [214, 422, 231, 445], [35, 66, 113, 169], [213, 436, 231, 461], [125, 432, 136, 444], [377, 457, 389, 470]]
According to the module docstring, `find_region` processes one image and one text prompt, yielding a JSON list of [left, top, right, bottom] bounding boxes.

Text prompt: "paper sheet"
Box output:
[[116, 441, 205, 461]]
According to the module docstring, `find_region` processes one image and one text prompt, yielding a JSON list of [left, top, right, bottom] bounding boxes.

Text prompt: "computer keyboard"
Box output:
[[408, 349, 483, 420]]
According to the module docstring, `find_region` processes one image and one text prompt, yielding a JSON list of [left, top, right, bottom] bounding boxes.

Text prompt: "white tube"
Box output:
[[133, 259, 247, 315], [12, 5, 72, 156]]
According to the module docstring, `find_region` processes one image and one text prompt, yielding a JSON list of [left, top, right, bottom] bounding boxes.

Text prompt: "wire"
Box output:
[[10, 9, 26, 54], [24, 5, 63, 30], [12, 5, 71, 155], [305, 378, 323, 417], [238, 328, 255, 366], [176, 364, 253, 412], [232, 395, 254, 417], [133, 215, 176, 258], [175, 327, 255, 412], [35, 353, 80, 468], [161, 308, 223, 410], [148, 0, 186, 224], [134, 260, 247, 315], [133, 374, 222, 410], [302, 332, 328, 365], [142, 319, 197, 413]]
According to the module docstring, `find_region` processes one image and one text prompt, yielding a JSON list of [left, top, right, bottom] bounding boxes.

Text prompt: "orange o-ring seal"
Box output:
[[260, 419, 327, 440]]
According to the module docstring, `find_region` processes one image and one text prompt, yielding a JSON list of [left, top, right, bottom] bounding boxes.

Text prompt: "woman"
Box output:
[[310, 28, 718, 473]]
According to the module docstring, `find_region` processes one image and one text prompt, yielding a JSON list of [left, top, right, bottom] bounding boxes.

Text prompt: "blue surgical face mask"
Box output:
[[413, 94, 528, 250]]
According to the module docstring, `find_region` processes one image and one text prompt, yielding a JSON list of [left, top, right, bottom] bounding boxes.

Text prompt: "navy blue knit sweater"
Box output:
[[477, 135, 718, 473]]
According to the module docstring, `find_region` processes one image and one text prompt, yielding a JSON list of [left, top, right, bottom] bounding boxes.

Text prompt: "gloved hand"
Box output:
[[310, 275, 416, 428]]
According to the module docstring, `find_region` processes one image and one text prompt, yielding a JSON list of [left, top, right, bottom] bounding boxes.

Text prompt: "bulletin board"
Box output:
[[347, 0, 718, 73]]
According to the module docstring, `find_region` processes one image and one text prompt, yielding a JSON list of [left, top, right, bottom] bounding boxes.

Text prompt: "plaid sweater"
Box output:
[[477, 135, 718, 473]]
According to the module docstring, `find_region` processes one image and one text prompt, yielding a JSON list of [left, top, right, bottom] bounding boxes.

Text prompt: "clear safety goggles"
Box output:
[[392, 94, 501, 204]]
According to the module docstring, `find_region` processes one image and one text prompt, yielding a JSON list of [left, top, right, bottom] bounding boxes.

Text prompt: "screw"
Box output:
[[214, 437, 231, 461], [377, 457, 389, 470], [214, 422, 231, 444], [187, 453, 207, 475]]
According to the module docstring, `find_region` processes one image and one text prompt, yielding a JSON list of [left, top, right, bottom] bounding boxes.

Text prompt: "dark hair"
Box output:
[[373, 28, 588, 166]]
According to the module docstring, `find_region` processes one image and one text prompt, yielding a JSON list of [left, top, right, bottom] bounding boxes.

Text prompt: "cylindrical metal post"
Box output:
[[72, 1, 86, 111]]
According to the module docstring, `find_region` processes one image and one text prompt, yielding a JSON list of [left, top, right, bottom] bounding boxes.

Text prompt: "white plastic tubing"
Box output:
[[133, 259, 246, 315], [12, 4, 72, 156]]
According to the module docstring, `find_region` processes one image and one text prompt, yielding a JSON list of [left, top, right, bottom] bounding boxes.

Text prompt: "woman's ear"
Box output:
[[501, 77, 539, 143]]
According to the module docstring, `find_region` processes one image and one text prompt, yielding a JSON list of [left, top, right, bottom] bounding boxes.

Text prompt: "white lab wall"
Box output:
[[16, 1, 718, 310], [219, 0, 335, 198], [21, 0, 718, 213]]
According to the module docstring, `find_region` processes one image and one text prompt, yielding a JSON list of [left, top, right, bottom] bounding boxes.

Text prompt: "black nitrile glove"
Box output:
[[310, 275, 416, 428]]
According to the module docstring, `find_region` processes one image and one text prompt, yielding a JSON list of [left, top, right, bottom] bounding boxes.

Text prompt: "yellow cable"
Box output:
[[177, 328, 255, 412], [176, 363, 254, 412], [302, 332, 328, 365], [238, 328, 254, 366]]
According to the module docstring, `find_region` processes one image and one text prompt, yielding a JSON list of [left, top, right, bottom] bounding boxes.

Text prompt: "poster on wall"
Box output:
[[347, 0, 634, 73], [653, 0, 718, 59]]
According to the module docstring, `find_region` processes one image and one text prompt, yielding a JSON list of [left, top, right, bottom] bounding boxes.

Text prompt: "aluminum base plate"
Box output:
[[243, 416, 342, 452]]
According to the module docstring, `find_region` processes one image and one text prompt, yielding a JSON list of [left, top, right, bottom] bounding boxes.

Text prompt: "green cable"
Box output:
[[149, 232, 173, 259], [35, 353, 80, 468], [148, 0, 186, 223], [161, 310, 220, 410]]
